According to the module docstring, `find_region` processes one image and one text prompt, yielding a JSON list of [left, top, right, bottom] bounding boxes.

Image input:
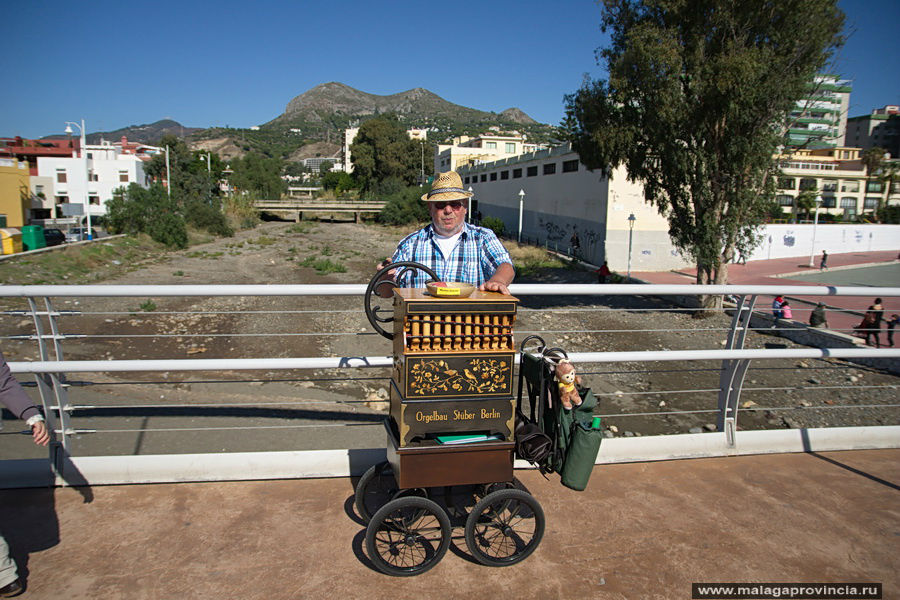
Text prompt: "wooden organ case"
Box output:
[[386, 288, 519, 488]]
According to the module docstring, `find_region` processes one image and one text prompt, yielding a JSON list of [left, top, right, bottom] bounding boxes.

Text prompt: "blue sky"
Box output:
[[1, 0, 897, 139]]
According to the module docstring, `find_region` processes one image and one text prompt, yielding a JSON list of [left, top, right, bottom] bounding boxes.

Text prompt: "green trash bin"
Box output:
[[21, 225, 46, 251]]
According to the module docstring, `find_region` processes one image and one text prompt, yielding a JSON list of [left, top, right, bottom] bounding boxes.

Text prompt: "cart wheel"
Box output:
[[366, 496, 451, 577], [464, 489, 545, 567], [355, 462, 397, 523]]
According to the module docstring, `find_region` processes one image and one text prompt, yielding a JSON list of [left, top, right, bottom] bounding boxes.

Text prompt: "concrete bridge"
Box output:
[[254, 197, 387, 222]]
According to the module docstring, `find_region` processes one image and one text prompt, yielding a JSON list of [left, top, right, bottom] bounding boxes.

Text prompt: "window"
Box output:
[[543, 163, 556, 175], [821, 180, 837, 192], [527, 166, 538, 177], [500, 170, 509, 180], [489, 172, 497, 181], [35, 185, 43, 195], [841, 181, 859, 192], [55, 195, 68, 204], [513, 168, 522, 178], [464, 176, 470, 184], [87, 152, 93, 159], [89, 196, 100, 206], [821, 196, 836, 208], [777, 177, 795, 190], [505, 143, 515, 153], [866, 181, 883, 193], [119, 171, 129, 183], [485, 141, 497, 149], [840, 197, 857, 209], [863, 197, 879, 210], [480, 174, 487, 182], [56, 170, 67, 183], [799, 178, 817, 191], [776, 194, 794, 207], [562, 159, 579, 173]]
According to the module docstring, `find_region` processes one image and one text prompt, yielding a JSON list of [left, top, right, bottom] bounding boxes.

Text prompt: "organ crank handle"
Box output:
[[364, 261, 440, 340]]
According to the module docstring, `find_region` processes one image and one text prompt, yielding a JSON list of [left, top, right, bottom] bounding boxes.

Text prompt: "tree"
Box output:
[[861, 147, 892, 219], [564, 0, 844, 300], [794, 189, 818, 221], [229, 152, 286, 199], [877, 161, 900, 217], [106, 183, 188, 249], [350, 114, 419, 193]]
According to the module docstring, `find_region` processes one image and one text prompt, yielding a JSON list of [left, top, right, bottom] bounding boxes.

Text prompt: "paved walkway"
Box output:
[[1, 449, 897, 599], [634, 250, 900, 341]]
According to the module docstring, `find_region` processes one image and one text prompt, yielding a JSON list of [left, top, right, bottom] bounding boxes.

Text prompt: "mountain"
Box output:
[[188, 82, 558, 162], [41, 119, 203, 145], [268, 82, 551, 141]]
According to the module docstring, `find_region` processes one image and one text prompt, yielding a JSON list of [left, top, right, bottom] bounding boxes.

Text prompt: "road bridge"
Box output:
[[254, 197, 386, 222]]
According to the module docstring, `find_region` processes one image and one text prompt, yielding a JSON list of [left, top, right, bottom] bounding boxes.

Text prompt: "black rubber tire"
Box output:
[[355, 462, 396, 523], [464, 488, 545, 567], [365, 496, 451, 577]]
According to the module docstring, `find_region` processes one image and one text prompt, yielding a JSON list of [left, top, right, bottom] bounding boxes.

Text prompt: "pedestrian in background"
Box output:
[[820, 250, 828, 271], [595, 261, 611, 284], [0, 351, 50, 598], [887, 314, 899, 347], [809, 303, 828, 328], [858, 298, 884, 347], [772, 295, 784, 320], [780, 300, 793, 320]]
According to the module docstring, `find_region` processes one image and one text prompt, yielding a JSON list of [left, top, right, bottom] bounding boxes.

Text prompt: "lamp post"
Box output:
[[517, 189, 525, 243], [626, 213, 636, 279], [807, 195, 823, 267], [64, 119, 92, 240], [467, 186, 473, 223]]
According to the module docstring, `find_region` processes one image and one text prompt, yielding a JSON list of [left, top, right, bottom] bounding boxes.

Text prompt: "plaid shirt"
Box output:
[[391, 222, 512, 288]]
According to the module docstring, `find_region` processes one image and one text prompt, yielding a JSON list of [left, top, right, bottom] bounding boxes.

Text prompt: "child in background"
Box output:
[[781, 301, 793, 320], [888, 314, 899, 347]]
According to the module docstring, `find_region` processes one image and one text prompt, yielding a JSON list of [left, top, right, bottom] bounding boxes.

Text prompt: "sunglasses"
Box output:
[[432, 200, 466, 211]]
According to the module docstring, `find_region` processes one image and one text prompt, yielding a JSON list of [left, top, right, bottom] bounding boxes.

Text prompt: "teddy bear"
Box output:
[[555, 359, 582, 410]]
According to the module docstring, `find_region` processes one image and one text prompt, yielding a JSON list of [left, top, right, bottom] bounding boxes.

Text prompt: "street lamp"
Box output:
[[626, 213, 636, 279], [467, 186, 473, 223], [64, 119, 92, 240], [517, 189, 525, 243], [807, 195, 823, 267]]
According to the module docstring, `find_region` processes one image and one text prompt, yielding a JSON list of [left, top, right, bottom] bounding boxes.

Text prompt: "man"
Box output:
[[0, 352, 49, 597], [809, 302, 828, 328], [378, 171, 515, 294]]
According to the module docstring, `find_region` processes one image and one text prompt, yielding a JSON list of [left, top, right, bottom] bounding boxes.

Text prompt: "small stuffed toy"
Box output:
[[555, 359, 582, 410]]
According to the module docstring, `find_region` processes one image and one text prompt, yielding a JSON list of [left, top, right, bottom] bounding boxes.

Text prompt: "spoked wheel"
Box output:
[[464, 488, 545, 567], [366, 496, 451, 576], [355, 462, 397, 523]]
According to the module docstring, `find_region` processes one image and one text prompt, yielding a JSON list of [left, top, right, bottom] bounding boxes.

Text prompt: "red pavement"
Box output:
[[634, 250, 900, 339]]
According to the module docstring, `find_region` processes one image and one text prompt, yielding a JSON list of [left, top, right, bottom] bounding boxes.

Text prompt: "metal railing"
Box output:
[[1, 283, 898, 487]]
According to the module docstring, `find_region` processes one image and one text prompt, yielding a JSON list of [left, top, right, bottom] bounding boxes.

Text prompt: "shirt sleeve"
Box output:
[[0, 352, 40, 421], [479, 228, 512, 279]]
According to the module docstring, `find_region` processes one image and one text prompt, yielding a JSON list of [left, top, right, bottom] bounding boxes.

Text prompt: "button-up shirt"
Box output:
[[391, 222, 512, 288]]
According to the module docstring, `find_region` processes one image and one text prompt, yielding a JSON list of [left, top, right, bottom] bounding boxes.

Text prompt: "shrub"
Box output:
[[481, 216, 506, 237], [377, 185, 430, 225], [185, 199, 234, 237]]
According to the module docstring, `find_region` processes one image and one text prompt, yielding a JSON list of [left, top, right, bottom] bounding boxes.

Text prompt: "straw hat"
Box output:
[[421, 171, 474, 202]]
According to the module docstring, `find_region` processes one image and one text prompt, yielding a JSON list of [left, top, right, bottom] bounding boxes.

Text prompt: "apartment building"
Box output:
[[774, 146, 900, 220], [0, 157, 30, 227], [435, 133, 534, 174], [846, 106, 900, 158], [787, 75, 852, 148], [36, 139, 152, 221]]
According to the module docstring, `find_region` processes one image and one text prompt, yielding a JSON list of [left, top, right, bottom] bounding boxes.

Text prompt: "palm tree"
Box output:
[[878, 160, 900, 219]]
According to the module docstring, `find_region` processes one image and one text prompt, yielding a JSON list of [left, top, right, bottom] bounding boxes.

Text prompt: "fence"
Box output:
[[1, 283, 898, 488]]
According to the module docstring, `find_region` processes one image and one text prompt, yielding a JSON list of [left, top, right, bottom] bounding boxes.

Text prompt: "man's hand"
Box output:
[[32, 421, 50, 446], [480, 280, 510, 295], [374, 259, 397, 298]]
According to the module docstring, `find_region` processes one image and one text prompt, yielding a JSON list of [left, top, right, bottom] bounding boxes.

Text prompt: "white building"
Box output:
[[459, 143, 688, 272], [37, 140, 152, 221], [459, 143, 900, 272], [435, 133, 549, 174]]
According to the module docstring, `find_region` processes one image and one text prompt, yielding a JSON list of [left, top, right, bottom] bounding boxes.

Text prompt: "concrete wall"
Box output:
[[0, 158, 29, 227], [750, 223, 900, 261]]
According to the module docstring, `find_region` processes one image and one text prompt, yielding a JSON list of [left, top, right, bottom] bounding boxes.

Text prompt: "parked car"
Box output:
[[43, 228, 66, 247]]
